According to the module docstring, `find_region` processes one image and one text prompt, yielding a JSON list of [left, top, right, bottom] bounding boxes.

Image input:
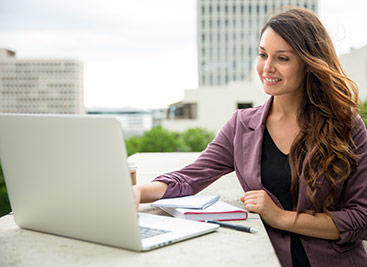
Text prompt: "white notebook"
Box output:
[[151, 195, 220, 209]]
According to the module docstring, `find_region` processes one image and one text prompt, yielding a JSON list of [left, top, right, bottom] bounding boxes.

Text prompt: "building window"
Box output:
[[237, 103, 253, 109], [167, 102, 197, 120]]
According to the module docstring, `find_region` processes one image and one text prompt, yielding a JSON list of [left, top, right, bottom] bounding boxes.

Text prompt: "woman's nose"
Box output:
[[264, 59, 275, 73]]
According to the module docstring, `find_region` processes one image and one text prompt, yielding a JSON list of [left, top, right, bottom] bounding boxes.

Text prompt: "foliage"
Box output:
[[138, 126, 182, 153], [126, 126, 215, 156], [180, 128, 215, 152], [361, 99, 367, 127], [0, 165, 11, 217], [125, 136, 144, 157]]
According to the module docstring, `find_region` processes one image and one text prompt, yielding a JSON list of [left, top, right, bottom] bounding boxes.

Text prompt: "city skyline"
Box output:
[[1, 0, 367, 109]]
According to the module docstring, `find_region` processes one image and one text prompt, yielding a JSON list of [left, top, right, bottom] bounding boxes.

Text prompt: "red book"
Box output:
[[160, 201, 248, 221]]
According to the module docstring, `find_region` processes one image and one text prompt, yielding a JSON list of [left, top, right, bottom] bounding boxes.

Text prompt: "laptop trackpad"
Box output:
[[138, 213, 219, 234], [138, 213, 219, 250]]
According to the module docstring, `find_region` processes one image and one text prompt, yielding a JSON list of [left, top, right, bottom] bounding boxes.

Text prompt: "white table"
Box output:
[[0, 152, 280, 267]]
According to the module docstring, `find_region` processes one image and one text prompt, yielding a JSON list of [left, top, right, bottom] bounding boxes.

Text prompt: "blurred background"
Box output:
[[1, 0, 367, 216]]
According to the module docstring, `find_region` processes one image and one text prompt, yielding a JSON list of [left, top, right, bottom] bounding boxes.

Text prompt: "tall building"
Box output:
[[198, 0, 318, 86], [0, 49, 84, 114], [339, 45, 367, 102]]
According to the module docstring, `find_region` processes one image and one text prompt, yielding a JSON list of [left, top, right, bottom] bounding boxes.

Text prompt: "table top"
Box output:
[[0, 152, 280, 267]]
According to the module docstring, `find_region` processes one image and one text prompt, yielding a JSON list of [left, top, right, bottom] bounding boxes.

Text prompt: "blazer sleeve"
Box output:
[[331, 116, 367, 244], [153, 111, 239, 198]]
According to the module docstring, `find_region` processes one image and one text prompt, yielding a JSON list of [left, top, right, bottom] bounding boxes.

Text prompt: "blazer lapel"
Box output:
[[241, 126, 265, 190], [239, 97, 273, 191]]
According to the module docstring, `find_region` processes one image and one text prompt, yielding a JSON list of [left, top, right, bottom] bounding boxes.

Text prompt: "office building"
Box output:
[[0, 49, 84, 114], [87, 107, 166, 138], [339, 45, 367, 102], [163, 68, 267, 133], [198, 0, 318, 86]]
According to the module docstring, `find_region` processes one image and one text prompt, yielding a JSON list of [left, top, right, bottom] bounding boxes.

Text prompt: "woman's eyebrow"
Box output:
[[258, 46, 295, 54]]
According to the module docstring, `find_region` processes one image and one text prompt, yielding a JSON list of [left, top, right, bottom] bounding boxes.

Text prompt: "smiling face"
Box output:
[[256, 27, 307, 98]]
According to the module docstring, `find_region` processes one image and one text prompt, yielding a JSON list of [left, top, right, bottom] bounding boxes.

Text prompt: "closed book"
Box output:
[[160, 201, 248, 221], [151, 195, 220, 209]]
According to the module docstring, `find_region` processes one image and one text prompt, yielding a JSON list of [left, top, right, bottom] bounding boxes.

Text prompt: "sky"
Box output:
[[0, 0, 366, 110]]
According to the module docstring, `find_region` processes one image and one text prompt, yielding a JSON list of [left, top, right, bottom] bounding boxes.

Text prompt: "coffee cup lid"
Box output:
[[127, 159, 137, 170]]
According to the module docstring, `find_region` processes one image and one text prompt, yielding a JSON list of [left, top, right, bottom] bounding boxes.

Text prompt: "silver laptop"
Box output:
[[0, 114, 219, 251]]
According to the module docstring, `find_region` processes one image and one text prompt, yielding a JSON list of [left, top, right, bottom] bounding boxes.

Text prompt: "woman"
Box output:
[[133, 7, 367, 267]]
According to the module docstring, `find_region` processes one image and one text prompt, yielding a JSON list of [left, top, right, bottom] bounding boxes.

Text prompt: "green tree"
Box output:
[[0, 165, 11, 217], [361, 99, 367, 127], [181, 128, 215, 152], [139, 126, 182, 152], [125, 136, 143, 156], [125, 126, 215, 155]]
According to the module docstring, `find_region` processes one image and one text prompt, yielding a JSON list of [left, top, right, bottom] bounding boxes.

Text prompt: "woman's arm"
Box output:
[[148, 111, 240, 199], [131, 111, 239, 210], [242, 190, 340, 240], [133, 181, 168, 210], [280, 210, 340, 240]]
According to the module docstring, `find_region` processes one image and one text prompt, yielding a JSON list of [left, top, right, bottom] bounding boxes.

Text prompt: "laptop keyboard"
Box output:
[[140, 226, 171, 239]]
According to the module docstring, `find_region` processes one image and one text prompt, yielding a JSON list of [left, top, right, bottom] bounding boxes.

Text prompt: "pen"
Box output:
[[205, 220, 258, 233]]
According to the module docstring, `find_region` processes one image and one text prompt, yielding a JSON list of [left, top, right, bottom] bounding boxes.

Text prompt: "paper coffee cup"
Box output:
[[127, 159, 137, 185]]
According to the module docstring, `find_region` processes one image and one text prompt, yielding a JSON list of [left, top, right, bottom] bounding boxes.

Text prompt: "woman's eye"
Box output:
[[278, 57, 289, 61], [258, 53, 267, 58]]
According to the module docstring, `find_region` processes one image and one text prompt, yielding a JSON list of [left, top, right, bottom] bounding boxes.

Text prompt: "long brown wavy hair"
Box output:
[[261, 7, 360, 214]]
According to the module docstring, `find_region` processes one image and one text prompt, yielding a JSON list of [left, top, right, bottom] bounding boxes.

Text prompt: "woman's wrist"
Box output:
[[274, 210, 294, 231], [136, 181, 168, 203]]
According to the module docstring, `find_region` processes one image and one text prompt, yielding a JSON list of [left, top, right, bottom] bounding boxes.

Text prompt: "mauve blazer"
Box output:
[[154, 97, 367, 267]]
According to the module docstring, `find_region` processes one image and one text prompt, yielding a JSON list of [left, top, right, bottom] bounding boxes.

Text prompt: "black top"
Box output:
[[261, 127, 310, 267]]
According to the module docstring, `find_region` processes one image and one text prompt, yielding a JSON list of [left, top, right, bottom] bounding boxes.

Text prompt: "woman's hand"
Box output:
[[241, 190, 340, 239], [132, 181, 168, 212], [132, 185, 142, 211], [241, 190, 285, 228]]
